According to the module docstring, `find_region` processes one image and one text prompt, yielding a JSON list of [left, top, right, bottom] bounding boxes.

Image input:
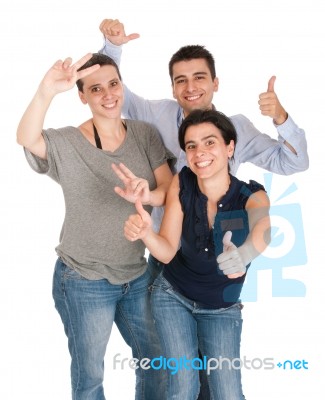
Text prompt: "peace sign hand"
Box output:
[[112, 163, 151, 204], [40, 53, 100, 97]]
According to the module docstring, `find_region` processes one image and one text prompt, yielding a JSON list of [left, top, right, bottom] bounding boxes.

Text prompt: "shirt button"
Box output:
[[205, 248, 208, 252], [219, 204, 223, 208]]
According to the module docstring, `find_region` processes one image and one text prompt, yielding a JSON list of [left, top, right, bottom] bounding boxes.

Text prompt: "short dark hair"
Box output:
[[178, 109, 237, 151], [168, 45, 216, 83], [76, 53, 122, 92]]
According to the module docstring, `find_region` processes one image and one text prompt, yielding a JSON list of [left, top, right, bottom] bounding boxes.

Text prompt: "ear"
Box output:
[[78, 91, 88, 105], [227, 139, 235, 158], [213, 77, 219, 93], [172, 83, 177, 99]]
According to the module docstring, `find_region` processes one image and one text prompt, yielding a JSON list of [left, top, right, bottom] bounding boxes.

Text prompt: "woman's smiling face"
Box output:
[[184, 122, 234, 180]]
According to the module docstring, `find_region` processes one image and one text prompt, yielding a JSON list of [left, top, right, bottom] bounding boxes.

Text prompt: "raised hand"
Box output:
[[40, 53, 99, 96], [99, 19, 140, 46], [124, 199, 152, 241], [217, 231, 246, 279], [112, 162, 151, 204], [258, 76, 288, 125]]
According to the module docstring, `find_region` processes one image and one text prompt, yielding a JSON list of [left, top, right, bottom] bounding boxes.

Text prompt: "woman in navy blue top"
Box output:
[[125, 109, 271, 400]]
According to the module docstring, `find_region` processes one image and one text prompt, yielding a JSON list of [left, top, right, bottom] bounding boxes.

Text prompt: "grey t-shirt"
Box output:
[[25, 119, 174, 284]]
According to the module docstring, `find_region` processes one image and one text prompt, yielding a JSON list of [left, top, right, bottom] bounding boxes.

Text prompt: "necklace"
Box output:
[[92, 121, 127, 150]]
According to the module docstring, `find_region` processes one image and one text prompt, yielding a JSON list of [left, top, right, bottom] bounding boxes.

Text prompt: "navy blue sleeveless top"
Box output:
[[163, 167, 265, 309]]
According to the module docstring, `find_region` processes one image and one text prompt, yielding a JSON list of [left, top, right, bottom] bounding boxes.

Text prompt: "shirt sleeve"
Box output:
[[23, 129, 60, 183], [231, 114, 309, 175], [143, 123, 177, 171], [99, 39, 122, 67]]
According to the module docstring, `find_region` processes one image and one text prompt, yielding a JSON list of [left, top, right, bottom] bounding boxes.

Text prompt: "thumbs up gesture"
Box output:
[[258, 76, 288, 125], [217, 231, 247, 279], [124, 199, 152, 242]]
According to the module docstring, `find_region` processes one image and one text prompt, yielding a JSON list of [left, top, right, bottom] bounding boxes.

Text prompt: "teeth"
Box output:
[[186, 95, 201, 101], [196, 160, 212, 168], [103, 102, 116, 109]]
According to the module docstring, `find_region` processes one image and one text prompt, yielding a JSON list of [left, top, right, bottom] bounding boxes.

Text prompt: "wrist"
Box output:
[[274, 110, 288, 125], [238, 244, 255, 268], [141, 192, 153, 206]]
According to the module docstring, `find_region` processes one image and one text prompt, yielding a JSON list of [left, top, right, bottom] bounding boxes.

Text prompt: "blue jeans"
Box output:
[[151, 273, 245, 400], [52, 258, 166, 400], [148, 255, 211, 400]]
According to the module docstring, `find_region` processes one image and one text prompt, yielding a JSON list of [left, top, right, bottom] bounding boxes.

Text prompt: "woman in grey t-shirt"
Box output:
[[17, 53, 173, 399]]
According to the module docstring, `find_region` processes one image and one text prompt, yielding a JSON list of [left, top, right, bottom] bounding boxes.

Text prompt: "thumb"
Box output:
[[135, 199, 147, 219], [223, 231, 233, 251], [267, 76, 276, 92], [126, 33, 140, 42]]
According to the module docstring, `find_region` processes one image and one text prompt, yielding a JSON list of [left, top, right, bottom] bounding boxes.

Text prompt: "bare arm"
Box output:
[[124, 174, 183, 263], [16, 54, 99, 159], [150, 163, 174, 206], [241, 190, 271, 262]]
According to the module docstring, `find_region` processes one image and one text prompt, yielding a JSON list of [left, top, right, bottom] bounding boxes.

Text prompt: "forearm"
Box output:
[[143, 229, 177, 264], [239, 204, 271, 266], [238, 224, 270, 266], [147, 182, 170, 207], [17, 88, 53, 150], [147, 164, 173, 207]]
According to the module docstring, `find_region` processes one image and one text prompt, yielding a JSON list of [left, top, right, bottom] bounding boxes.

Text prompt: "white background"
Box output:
[[1, 0, 324, 398]]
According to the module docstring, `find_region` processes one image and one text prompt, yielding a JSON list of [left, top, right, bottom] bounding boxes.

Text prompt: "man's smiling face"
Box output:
[[171, 58, 219, 117]]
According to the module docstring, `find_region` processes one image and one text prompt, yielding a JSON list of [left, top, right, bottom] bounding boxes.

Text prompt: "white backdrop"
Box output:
[[1, 0, 324, 398]]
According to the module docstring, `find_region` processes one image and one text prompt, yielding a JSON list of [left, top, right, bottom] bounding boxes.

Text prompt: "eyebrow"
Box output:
[[184, 134, 218, 146], [173, 71, 209, 82], [87, 78, 119, 90]]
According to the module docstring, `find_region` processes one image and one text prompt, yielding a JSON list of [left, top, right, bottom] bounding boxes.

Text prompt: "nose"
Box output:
[[195, 144, 206, 157], [185, 79, 197, 92], [102, 87, 113, 99]]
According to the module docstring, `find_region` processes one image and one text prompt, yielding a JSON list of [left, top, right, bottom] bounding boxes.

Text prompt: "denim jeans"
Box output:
[[52, 258, 166, 400], [148, 255, 211, 400], [151, 273, 245, 400]]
